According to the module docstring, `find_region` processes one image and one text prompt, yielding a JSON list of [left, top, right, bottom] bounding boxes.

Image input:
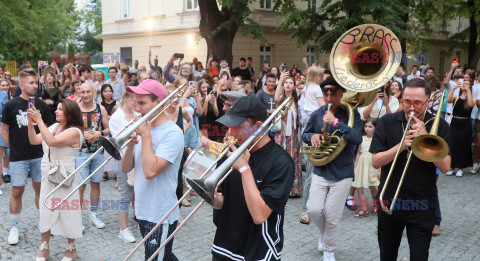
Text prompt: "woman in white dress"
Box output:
[[27, 99, 84, 261]]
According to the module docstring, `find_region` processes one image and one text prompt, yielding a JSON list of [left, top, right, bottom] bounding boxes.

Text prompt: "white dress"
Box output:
[[352, 137, 380, 189], [39, 123, 83, 238]]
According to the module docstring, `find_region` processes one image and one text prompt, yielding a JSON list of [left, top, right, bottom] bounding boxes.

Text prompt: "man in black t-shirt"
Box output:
[[0, 69, 53, 245], [370, 79, 451, 261], [211, 96, 295, 261], [231, 57, 252, 82]]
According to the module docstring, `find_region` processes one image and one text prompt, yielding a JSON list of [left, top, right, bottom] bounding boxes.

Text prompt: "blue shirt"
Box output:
[[133, 121, 184, 224], [302, 104, 363, 181]]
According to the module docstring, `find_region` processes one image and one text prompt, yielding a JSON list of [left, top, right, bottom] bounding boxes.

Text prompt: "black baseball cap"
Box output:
[[216, 96, 267, 127], [320, 76, 345, 92]]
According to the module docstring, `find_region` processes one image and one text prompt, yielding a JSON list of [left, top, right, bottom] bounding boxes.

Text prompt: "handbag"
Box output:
[[47, 125, 75, 187], [127, 169, 135, 187], [445, 97, 458, 125]]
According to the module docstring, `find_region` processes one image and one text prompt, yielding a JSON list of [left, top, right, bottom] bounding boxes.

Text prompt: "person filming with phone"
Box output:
[[164, 53, 194, 83], [358, 82, 399, 120]]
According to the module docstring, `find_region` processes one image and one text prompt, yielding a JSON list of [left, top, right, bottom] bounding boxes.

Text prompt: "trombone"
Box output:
[[124, 97, 293, 261], [379, 90, 449, 214], [43, 83, 187, 211]]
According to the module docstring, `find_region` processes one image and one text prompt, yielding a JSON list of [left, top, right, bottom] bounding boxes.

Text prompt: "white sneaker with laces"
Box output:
[[8, 226, 19, 245], [323, 250, 335, 261], [318, 234, 324, 252], [119, 228, 136, 243], [456, 169, 463, 177], [89, 215, 105, 229], [446, 170, 454, 176], [470, 163, 479, 174]]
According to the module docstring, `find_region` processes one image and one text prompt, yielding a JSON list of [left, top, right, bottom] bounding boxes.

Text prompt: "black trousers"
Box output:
[[378, 208, 435, 261], [138, 220, 178, 261]]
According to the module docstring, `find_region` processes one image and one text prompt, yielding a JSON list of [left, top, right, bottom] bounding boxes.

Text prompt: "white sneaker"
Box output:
[[470, 163, 479, 174], [81, 225, 85, 233], [456, 169, 463, 177], [323, 251, 335, 261], [318, 235, 324, 252], [89, 215, 105, 229], [446, 170, 454, 176], [119, 228, 136, 243], [8, 226, 19, 245], [0, 189, 3, 196]]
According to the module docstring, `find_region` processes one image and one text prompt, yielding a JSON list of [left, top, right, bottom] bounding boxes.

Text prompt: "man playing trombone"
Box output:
[[121, 80, 184, 261], [211, 96, 295, 261], [370, 78, 451, 260]]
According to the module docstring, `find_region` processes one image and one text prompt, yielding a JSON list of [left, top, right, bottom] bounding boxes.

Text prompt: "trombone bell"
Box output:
[[411, 135, 449, 162], [185, 178, 215, 206], [99, 136, 122, 161]]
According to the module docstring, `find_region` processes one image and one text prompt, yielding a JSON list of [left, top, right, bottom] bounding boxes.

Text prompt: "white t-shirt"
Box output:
[[133, 121, 184, 224], [473, 83, 480, 120], [303, 83, 323, 115], [446, 80, 461, 115]]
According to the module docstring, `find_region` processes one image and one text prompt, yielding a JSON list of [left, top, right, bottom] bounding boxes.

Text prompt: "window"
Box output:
[[260, 45, 272, 70], [259, 0, 274, 11], [121, 0, 130, 19], [307, 46, 317, 66], [185, 0, 199, 11], [120, 47, 132, 67], [308, 0, 317, 10]]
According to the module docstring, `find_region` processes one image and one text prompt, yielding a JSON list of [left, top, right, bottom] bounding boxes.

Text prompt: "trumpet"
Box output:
[[124, 97, 293, 261], [43, 83, 187, 211], [379, 89, 449, 214]]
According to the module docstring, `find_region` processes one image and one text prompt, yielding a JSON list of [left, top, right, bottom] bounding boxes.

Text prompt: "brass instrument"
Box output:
[[301, 24, 401, 166], [379, 90, 449, 214], [124, 97, 293, 261], [43, 84, 187, 211]]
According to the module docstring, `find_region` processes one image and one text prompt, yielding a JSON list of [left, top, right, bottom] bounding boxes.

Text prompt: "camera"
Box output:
[[174, 53, 184, 59]]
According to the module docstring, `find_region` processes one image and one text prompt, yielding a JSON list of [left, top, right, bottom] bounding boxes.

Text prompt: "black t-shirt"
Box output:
[[256, 89, 276, 111], [232, 67, 252, 81], [101, 100, 116, 116], [369, 111, 451, 209], [212, 140, 295, 261], [1, 96, 54, 161], [204, 96, 226, 140]]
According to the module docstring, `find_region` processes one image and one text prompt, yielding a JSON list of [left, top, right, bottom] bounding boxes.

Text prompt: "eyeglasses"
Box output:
[[401, 99, 429, 109]]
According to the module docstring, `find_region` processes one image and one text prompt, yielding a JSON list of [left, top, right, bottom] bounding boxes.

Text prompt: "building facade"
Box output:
[[100, 0, 473, 75]]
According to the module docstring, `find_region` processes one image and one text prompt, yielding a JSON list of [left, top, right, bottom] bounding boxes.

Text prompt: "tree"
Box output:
[[0, 0, 76, 65], [76, 0, 103, 57], [198, 0, 269, 65]]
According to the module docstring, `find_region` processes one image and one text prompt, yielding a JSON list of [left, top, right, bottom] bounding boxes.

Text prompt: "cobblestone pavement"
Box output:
[[0, 170, 479, 261]]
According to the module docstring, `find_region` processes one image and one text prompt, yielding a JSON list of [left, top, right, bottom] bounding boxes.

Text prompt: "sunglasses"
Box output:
[[401, 99, 429, 109], [322, 88, 340, 95]]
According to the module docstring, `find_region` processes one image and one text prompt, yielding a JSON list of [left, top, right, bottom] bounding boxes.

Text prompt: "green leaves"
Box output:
[[0, 0, 76, 63]]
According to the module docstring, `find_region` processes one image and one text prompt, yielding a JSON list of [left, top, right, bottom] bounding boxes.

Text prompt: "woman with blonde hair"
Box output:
[[109, 91, 138, 243]]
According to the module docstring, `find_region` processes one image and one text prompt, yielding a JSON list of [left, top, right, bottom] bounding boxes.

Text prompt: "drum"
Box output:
[[183, 146, 222, 183]]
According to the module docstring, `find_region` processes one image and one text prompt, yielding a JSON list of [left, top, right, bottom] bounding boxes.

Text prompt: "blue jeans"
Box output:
[[10, 158, 42, 186], [75, 151, 105, 184]]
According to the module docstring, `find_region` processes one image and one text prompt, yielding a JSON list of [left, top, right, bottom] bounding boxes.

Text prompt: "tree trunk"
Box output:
[[400, 0, 410, 69], [198, 0, 245, 66], [467, 0, 478, 68]]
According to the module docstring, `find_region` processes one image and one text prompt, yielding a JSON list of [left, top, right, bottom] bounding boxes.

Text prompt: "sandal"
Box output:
[[354, 210, 369, 217], [61, 242, 77, 261], [36, 242, 50, 261], [299, 212, 310, 224], [372, 209, 378, 215], [181, 198, 191, 207]]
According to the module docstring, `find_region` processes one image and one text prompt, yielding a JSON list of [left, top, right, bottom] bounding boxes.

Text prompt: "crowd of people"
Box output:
[[0, 54, 478, 261]]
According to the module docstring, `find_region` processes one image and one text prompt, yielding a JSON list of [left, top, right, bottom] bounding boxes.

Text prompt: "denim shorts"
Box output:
[[75, 151, 105, 184], [10, 158, 42, 186]]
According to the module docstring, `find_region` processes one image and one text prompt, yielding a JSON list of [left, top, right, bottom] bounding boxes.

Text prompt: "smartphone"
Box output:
[[303, 57, 307, 62], [188, 81, 197, 87], [28, 97, 35, 109], [174, 53, 184, 59], [282, 65, 288, 71], [453, 57, 459, 63]]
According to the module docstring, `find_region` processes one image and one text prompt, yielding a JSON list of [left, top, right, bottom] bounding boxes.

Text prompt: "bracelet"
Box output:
[[204, 139, 209, 147], [239, 165, 251, 174], [333, 118, 339, 127]]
